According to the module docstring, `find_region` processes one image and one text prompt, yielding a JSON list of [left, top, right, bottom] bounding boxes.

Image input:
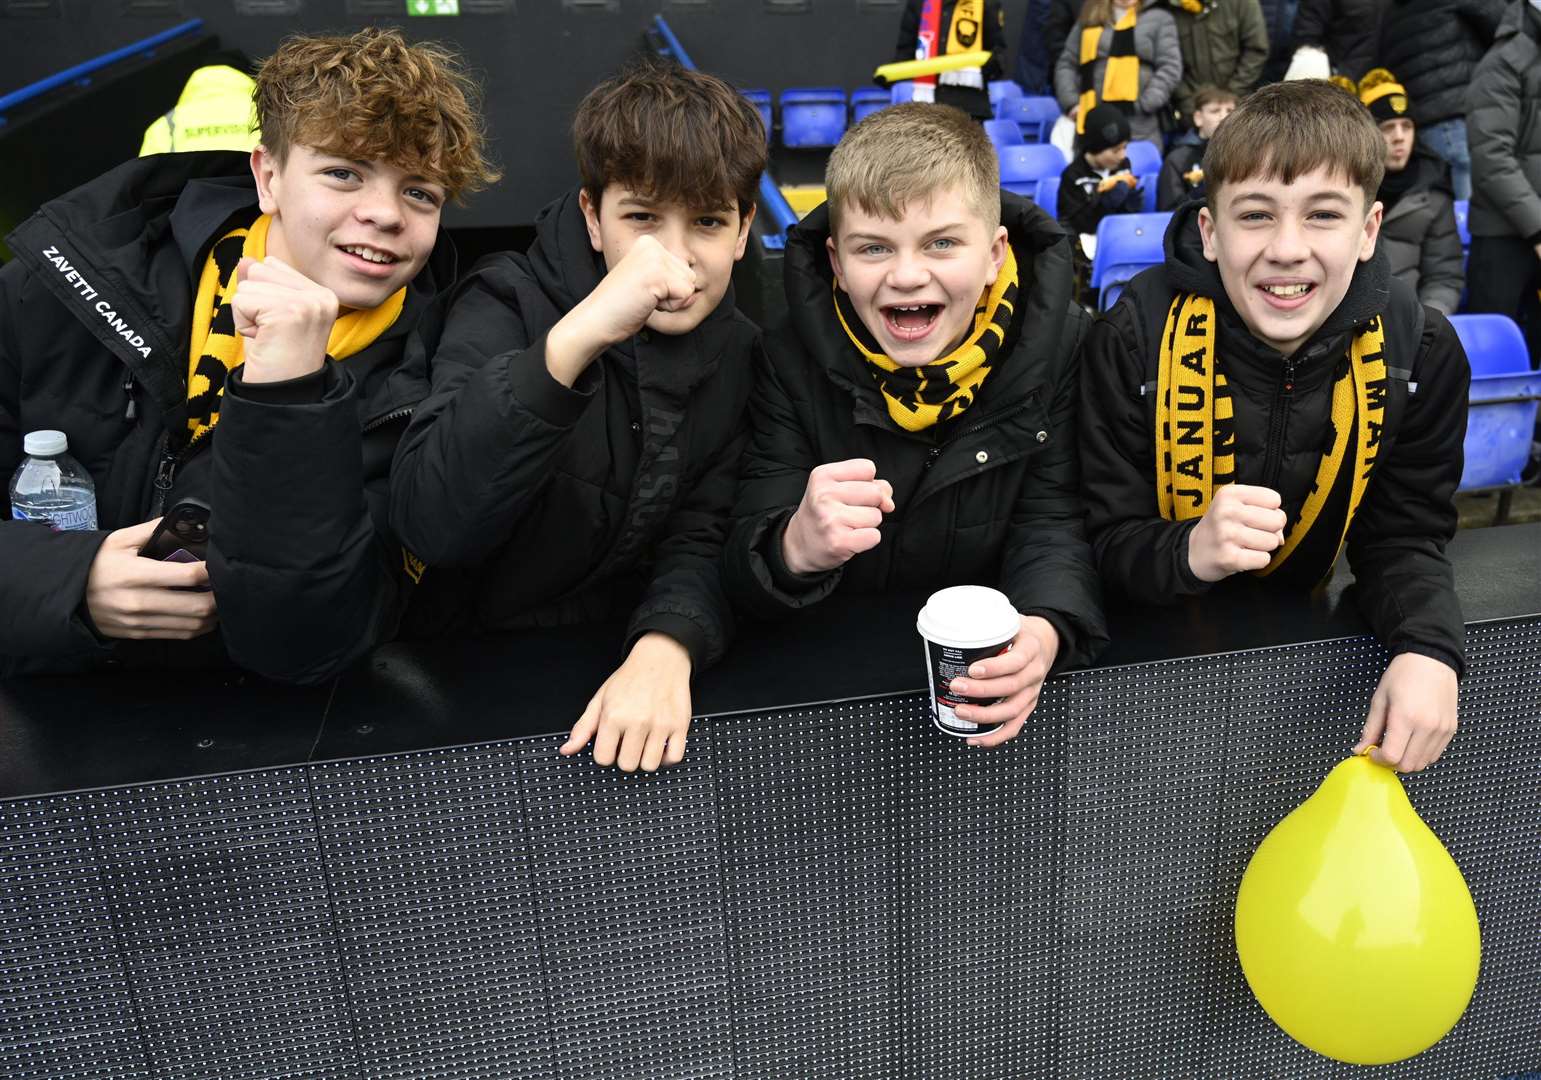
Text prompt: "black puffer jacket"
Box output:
[[1466, 0, 1541, 241], [389, 189, 757, 669], [1377, 0, 1507, 126], [0, 153, 452, 682], [1079, 200, 1470, 674], [1293, 0, 1390, 77], [1378, 148, 1465, 314], [724, 195, 1108, 671]]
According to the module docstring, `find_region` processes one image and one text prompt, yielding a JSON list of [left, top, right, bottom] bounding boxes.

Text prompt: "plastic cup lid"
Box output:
[[23, 430, 68, 457], [916, 585, 1019, 648]]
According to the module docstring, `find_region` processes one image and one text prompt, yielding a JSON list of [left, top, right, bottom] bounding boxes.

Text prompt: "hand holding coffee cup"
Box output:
[[781, 458, 896, 574]]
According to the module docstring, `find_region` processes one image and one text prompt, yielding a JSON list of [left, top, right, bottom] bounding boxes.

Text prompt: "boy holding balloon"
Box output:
[[1077, 79, 1471, 773]]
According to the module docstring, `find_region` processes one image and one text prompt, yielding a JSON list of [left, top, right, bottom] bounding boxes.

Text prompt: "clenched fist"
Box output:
[[781, 458, 897, 575], [1186, 484, 1288, 582], [231, 256, 338, 384]]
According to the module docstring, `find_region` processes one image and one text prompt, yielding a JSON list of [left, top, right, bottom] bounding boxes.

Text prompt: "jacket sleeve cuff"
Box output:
[[508, 333, 599, 429], [627, 612, 711, 671], [763, 510, 839, 594], [1172, 519, 1214, 594], [1388, 641, 1466, 680], [227, 364, 331, 405], [1019, 607, 1076, 675]]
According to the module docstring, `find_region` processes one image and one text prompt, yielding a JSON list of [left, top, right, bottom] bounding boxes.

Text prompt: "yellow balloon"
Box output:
[[1235, 753, 1481, 1065]]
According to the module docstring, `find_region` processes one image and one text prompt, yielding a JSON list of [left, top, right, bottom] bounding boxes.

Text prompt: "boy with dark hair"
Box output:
[[1079, 79, 1470, 774], [1156, 85, 1237, 211], [390, 62, 766, 773], [0, 28, 496, 681], [724, 103, 1107, 748]]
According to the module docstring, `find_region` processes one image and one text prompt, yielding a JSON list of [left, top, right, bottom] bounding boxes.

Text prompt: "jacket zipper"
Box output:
[[362, 405, 414, 434], [1260, 357, 1295, 491], [151, 429, 211, 518]]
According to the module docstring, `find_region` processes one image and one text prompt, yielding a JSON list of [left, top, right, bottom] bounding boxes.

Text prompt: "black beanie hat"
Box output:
[[1082, 103, 1132, 154]]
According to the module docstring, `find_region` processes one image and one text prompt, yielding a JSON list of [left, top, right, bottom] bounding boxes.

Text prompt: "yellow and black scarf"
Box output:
[[1154, 294, 1388, 576], [1077, 3, 1140, 134], [185, 213, 406, 442], [833, 245, 1018, 432]]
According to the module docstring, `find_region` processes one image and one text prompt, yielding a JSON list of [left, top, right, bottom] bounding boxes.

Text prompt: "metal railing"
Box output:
[[0, 19, 204, 126]]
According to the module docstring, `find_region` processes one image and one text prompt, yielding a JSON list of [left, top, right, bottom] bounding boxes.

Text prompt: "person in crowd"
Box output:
[[1018, 0, 1081, 92], [140, 63, 259, 156], [0, 28, 496, 681], [389, 62, 765, 774], [1079, 80, 1470, 774], [1167, 0, 1268, 118], [1375, 0, 1506, 201], [1288, 0, 1390, 80], [894, 0, 1008, 118], [1157, 84, 1237, 209], [1057, 103, 1144, 283], [1360, 69, 1464, 313], [1466, 0, 1541, 372], [1053, 0, 1183, 154], [724, 104, 1107, 748], [1258, 0, 1301, 82]]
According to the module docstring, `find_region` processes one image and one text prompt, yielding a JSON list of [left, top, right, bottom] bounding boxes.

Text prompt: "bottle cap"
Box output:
[[23, 430, 68, 457]]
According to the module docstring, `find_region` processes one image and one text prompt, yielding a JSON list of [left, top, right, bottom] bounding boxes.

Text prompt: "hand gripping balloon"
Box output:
[[1234, 751, 1481, 1065]]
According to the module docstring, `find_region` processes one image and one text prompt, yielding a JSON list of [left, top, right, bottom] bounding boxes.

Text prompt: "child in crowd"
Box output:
[[724, 103, 1107, 748], [1359, 69, 1464, 315], [389, 62, 766, 774], [892, 0, 1009, 118], [1052, 0, 1182, 156], [1156, 84, 1237, 210], [1058, 103, 1143, 291], [1079, 80, 1470, 774], [0, 28, 495, 681]]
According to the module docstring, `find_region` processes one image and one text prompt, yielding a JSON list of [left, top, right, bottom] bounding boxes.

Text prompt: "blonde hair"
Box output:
[[825, 103, 999, 237]]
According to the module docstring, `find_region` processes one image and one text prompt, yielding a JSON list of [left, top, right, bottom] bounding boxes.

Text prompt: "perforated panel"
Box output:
[[310, 746, 554, 1079], [87, 771, 355, 1080]]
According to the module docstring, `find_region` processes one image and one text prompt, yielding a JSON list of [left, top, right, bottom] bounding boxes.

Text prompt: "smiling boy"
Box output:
[[724, 103, 1107, 747], [389, 62, 766, 773], [1079, 79, 1471, 773], [0, 28, 495, 680]]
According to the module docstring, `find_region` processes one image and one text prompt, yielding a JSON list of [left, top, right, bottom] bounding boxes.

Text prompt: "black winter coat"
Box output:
[[1293, 0, 1390, 77], [1079, 201, 1470, 674], [0, 153, 452, 682], [389, 190, 756, 669], [1378, 149, 1465, 314], [1377, 0, 1506, 126], [1465, 0, 1541, 241], [724, 195, 1108, 671], [1058, 154, 1141, 238], [1157, 135, 1206, 211], [893, 0, 1008, 118]]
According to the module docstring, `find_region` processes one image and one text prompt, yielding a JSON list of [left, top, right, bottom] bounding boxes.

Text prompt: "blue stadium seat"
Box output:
[[1453, 199, 1470, 249], [1034, 176, 1059, 219], [996, 95, 1061, 143], [1137, 171, 1158, 211], [890, 82, 917, 105], [1091, 211, 1171, 309], [997, 143, 1067, 195], [780, 87, 847, 148], [1124, 140, 1162, 175], [1450, 314, 1541, 510], [989, 79, 1024, 107], [850, 86, 888, 123], [983, 118, 1025, 147], [742, 89, 772, 144]]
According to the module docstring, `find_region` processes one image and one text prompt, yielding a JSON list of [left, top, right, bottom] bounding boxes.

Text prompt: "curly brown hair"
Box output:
[[572, 60, 767, 215], [254, 27, 499, 202]]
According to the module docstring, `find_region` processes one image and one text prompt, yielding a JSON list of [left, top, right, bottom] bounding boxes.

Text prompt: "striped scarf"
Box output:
[[834, 245, 1019, 432], [1077, 3, 1140, 134], [1154, 294, 1389, 577], [185, 213, 406, 442]]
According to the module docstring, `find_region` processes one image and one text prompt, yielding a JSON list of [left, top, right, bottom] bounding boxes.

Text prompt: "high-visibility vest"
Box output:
[[140, 65, 259, 156]]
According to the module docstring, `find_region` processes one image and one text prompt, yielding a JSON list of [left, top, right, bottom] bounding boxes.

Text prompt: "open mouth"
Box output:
[[1257, 282, 1315, 309], [882, 303, 942, 341], [339, 244, 401, 270]]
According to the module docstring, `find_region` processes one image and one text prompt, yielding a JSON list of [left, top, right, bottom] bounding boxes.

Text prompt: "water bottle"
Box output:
[[9, 430, 97, 532]]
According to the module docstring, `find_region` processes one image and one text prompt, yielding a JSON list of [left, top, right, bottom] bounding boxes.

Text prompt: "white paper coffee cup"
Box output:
[[916, 585, 1020, 737]]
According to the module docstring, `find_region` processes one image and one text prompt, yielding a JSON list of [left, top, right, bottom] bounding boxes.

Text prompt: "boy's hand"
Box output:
[[781, 458, 896, 574], [1353, 653, 1459, 773], [85, 519, 218, 639], [947, 615, 1059, 748], [1186, 484, 1287, 582], [546, 235, 698, 386], [560, 631, 693, 772], [231, 257, 338, 384]]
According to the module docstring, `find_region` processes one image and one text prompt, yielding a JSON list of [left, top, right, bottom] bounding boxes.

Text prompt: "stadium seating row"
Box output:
[[742, 86, 892, 149]]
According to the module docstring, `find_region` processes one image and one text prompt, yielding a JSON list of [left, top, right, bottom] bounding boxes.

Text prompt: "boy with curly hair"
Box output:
[[0, 27, 497, 681]]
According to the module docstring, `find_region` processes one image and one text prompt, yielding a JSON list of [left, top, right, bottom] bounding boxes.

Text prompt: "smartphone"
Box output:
[[138, 497, 211, 570]]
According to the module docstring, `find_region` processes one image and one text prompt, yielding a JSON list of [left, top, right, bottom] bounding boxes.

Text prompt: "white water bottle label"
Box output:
[[13, 502, 97, 531]]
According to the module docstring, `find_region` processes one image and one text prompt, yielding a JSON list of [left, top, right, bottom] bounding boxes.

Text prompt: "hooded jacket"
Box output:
[[1465, 0, 1541, 242], [1377, 148, 1465, 314], [0, 152, 453, 682], [388, 189, 757, 669], [723, 194, 1109, 671], [1053, 0, 1185, 149], [1078, 200, 1470, 674], [1377, 0, 1507, 127]]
